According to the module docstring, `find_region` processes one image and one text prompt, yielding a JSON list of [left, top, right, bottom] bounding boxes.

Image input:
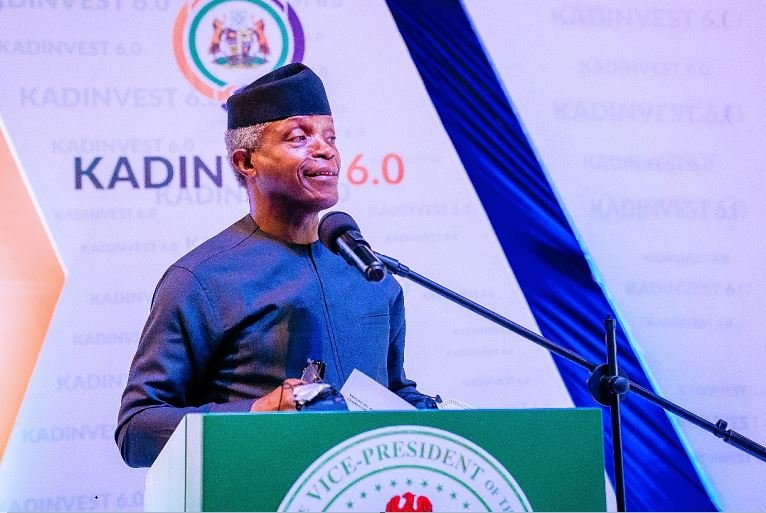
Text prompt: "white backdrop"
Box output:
[[0, 0, 763, 510]]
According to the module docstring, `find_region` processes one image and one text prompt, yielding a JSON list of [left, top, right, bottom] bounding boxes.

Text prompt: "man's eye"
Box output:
[[289, 135, 307, 142]]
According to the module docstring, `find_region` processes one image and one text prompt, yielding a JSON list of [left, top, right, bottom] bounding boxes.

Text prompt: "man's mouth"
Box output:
[[303, 169, 339, 178]]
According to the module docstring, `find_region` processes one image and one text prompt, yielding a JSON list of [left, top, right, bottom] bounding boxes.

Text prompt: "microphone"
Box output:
[[318, 212, 386, 282]]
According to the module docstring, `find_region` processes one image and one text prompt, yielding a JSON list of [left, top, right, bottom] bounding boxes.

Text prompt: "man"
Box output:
[[115, 63, 434, 468]]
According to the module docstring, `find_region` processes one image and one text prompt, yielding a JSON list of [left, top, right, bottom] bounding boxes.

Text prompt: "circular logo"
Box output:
[[173, 0, 305, 101], [278, 425, 532, 512]]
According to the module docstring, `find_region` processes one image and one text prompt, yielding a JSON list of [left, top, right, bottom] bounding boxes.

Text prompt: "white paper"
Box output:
[[435, 397, 474, 410], [340, 369, 416, 411]]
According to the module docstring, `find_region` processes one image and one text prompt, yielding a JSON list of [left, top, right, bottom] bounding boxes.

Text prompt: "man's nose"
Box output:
[[310, 136, 336, 159]]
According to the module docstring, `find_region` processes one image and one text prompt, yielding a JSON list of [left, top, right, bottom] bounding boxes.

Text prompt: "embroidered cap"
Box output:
[[226, 63, 332, 129]]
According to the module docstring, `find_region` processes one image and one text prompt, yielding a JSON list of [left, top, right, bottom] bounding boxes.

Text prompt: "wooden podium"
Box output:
[[145, 409, 605, 512]]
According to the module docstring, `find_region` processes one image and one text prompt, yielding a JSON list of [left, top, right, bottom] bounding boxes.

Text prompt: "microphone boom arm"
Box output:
[[375, 251, 766, 467], [376, 252, 595, 369]]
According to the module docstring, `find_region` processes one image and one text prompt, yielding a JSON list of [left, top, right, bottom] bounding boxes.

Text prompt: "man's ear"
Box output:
[[232, 148, 255, 179]]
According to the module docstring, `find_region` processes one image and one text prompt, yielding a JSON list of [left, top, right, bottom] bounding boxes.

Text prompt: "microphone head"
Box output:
[[318, 211, 359, 253]]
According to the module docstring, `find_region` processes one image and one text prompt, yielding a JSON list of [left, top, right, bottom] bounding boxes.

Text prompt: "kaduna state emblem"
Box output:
[[173, 0, 305, 101]]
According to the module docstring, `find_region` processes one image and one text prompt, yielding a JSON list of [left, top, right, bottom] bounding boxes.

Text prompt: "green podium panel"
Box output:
[[145, 409, 605, 512]]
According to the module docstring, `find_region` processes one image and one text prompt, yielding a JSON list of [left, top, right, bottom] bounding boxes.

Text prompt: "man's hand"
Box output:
[[250, 378, 305, 412]]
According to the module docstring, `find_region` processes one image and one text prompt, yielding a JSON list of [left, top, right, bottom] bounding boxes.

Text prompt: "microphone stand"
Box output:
[[375, 252, 766, 512]]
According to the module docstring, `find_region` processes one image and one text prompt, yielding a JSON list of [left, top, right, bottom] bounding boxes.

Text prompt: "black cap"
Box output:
[[226, 63, 332, 129]]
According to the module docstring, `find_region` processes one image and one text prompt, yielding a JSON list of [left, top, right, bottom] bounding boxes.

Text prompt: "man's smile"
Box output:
[[303, 168, 339, 178]]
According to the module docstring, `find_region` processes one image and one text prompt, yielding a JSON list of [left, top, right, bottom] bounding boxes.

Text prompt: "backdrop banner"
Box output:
[[0, 1, 763, 511]]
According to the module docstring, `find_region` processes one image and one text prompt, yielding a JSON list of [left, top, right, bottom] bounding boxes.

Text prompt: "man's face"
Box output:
[[249, 115, 340, 213]]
